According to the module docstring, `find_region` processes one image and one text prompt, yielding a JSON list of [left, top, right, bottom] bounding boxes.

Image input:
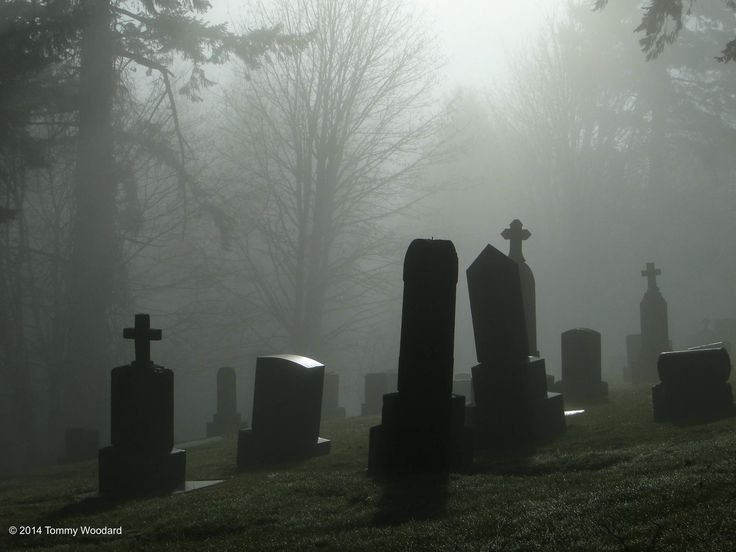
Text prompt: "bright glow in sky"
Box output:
[[210, 0, 556, 90]]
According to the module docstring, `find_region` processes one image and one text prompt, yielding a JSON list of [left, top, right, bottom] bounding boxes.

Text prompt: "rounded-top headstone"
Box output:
[[398, 239, 457, 404], [657, 348, 731, 385], [561, 328, 602, 386]]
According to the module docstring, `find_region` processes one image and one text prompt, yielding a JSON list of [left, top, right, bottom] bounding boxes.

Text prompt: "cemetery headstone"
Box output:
[[361, 371, 398, 416], [98, 314, 186, 497], [553, 328, 608, 402], [652, 347, 734, 423], [206, 366, 243, 437], [453, 373, 474, 406], [467, 244, 565, 449], [623, 334, 642, 382], [502, 219, 539, 356], [368, 239, 473, 473], [638, 262, 671, 382], [237, 354, 330, 468], [322, 372, 346, 419]]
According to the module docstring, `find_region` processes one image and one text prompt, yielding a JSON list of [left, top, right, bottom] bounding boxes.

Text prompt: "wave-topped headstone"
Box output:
[[466, 244, 565, 449], [98, 314, 186, 497], [368, 239, 472, 473]]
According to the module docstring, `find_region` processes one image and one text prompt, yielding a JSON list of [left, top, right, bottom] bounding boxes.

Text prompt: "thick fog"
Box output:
[[2, 0, 736, 473]]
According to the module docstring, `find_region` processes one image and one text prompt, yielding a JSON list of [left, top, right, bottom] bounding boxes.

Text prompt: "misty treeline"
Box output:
[[2, 0, 736, 473]]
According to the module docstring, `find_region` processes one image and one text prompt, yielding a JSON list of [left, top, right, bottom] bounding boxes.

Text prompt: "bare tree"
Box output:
[[218, 0, 439, 357]]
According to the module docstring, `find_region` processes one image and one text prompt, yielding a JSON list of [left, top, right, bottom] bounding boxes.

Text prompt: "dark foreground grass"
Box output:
[[1, 383, 736, 551]]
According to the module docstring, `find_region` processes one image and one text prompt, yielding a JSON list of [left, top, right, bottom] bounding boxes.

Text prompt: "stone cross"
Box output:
[[641, 262, 661, 290], [123, 314, 162, 365], [501, 219, 531, 263]]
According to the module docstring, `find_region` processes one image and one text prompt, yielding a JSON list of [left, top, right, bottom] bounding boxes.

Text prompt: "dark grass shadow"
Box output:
[[371, 472, 449, 526], [37, 493, 128, 527], [471, 447, 630, 476]]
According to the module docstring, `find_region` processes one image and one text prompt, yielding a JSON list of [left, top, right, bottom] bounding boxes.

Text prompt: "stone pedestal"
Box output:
[[369, 393, 472, 472], [99, 447, 186, 496], [652, 348, 734, 423], [237, 355, 330, 468], [470, 357, 565, 448]]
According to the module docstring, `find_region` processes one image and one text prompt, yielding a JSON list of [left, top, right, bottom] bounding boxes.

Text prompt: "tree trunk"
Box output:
[[61, 0, 117, 438]]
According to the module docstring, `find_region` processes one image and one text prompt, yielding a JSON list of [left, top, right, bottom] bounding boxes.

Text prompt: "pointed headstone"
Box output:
[[466, 244, 565, 449]]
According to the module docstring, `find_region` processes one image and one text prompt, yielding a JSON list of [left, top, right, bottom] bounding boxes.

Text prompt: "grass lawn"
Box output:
[[1, 382, 735, 551]]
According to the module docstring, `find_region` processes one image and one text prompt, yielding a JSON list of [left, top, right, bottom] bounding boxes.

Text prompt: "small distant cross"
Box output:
[[123, 313, 162, 365], [641, 262, 661, 290], [501, 219, 531, 262]]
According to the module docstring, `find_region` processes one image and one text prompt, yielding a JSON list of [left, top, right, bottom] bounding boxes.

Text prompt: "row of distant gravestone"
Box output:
[[207, 322, 604, 436], [80, 222, 734, 498]]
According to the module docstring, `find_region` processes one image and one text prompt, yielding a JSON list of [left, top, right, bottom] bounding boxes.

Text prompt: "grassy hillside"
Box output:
[[1, 383, 735, 551]]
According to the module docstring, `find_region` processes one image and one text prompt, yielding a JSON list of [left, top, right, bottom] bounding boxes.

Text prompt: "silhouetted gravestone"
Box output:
[[237, 355, 330, 468], [638, 262, 671, 382], [361, 371, 398, 416], [623, 334, 642, 382], [652, 348, 734, 423], [98, 314, 186, 497], [467, 244, 565, 449], [453, 373, 474, 406], [502, 219, 539, 357], [59, 428, 99, 464], [322, 372, 346, 419], [368, 239, 472, 473], [206, 367, 242, 437], [554, 328, 608, 402]]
